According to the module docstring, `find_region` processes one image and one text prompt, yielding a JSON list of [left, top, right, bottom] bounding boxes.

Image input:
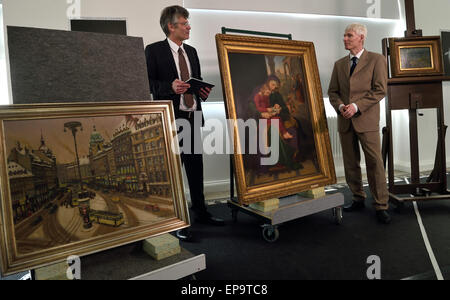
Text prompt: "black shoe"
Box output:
[[376, 210, 391, 224], [176, 228, 193, 242], [195, 215, 225, 226], [343, 200, 365, 212]]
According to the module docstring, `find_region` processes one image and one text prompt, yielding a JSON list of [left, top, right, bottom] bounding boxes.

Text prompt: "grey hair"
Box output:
[[345, 23, 368, 40], [160, 5, 189, 37]]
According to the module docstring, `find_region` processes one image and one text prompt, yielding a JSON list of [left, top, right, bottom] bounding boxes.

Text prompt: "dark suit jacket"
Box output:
[[328, 50, 387, 133], [145, 39, 204, 124]]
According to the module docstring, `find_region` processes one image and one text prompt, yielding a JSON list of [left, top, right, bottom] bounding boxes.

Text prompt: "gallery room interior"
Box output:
[[0, 0, 450, 281]]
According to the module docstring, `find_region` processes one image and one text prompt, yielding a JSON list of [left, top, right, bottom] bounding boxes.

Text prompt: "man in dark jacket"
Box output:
[[145, 5, 225, 241]]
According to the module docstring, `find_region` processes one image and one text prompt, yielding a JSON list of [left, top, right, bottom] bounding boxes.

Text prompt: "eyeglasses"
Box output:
[[174, 21, 190, 27]]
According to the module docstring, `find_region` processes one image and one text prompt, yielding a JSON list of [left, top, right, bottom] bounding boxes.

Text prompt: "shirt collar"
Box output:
[[350, 48, 365, 60], [167, 38, 185, 54]]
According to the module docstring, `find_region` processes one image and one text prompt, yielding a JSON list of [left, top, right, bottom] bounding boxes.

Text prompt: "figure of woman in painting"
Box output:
[[253, 75, 304, 172]]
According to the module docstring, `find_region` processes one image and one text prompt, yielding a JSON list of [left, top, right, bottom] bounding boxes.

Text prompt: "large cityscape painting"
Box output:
[[0, 102, 189, 275]]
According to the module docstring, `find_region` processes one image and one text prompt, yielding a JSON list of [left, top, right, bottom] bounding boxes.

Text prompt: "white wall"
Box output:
[[185, 0, 401, 19], [2, 0, 175, 42], [415, 0, 450, 35], [79, 0, 174, 47], [3, 0, 69, 30], [0, 4, 8, 105]]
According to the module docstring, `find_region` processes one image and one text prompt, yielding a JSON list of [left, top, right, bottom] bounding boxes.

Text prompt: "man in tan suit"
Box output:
[[328, 24, 391, 224]]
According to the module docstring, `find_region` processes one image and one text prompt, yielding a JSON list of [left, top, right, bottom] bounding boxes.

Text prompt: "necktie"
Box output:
[[178, 48, 194, 108], [350, 56, 358, 77]]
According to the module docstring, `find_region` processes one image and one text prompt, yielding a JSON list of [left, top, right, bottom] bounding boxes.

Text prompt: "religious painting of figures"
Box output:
[[216, 34, 336, 205], [0, 101, 189, 275], [388, 36, 444, 78]]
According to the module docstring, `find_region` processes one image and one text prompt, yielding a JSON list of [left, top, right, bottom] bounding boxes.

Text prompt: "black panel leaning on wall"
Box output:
[[7, 26, 151, 104], [70, 19, 127, 36]]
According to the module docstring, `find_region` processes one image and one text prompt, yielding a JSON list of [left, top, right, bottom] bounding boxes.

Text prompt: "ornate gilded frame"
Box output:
[[216, 34, 336, 205], [0, 101, 189, 275], [389, 36, 444, 77]]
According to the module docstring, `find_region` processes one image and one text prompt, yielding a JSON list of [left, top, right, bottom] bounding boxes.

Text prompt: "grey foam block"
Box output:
[[7, 26, 151, 104]]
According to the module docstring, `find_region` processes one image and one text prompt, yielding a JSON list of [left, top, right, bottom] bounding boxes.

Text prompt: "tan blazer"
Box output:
[[328, 50, 387, 133]]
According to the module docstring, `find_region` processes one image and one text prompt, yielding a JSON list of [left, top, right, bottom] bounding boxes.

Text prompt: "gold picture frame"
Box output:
[[389, 36, 444, 78], [216, 34, 336, 205], [0, 101, 189, 275]]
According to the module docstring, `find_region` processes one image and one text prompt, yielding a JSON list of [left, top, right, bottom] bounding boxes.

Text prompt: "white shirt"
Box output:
[[349, 48, 365, 67], [167, 38, 197, 112], [339, 48, 365, 114]]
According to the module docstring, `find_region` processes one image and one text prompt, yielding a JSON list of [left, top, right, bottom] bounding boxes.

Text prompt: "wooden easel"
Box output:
[[382, 0, 450, 207]]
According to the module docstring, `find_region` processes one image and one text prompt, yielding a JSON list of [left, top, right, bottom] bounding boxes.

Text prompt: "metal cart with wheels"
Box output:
[[228, 192, 345, 243]]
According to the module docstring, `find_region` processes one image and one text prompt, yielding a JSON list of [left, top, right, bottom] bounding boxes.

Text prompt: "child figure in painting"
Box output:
[[254, 76, 294, 140], [253, 75, 303, 172]]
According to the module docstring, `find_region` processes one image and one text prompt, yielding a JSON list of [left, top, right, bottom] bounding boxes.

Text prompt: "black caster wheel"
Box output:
[[262, 225, 279, 243]]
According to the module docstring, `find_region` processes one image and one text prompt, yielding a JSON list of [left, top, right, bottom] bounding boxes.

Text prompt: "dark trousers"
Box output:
[[176, 111, 208, 218]]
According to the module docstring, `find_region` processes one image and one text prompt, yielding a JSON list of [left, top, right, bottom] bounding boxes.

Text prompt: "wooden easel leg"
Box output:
[[389, 193, 405, 213], [382, 127, 389, 170], [230, 154, 235, 202], [409, 108, 420, 184], [427, 125, 447, 183]]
